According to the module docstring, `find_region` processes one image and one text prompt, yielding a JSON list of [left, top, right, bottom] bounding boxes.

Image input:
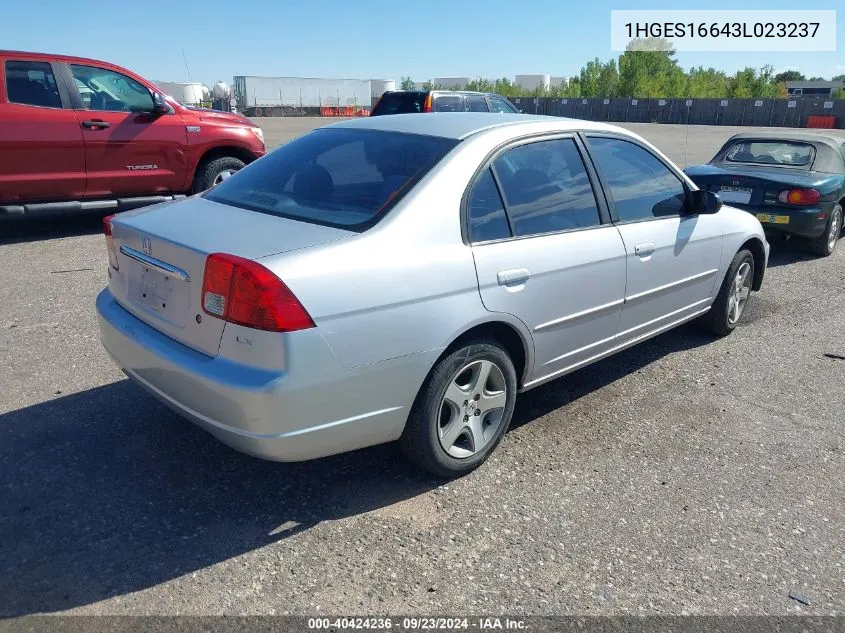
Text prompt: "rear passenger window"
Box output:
[[435, 95, 463, 112], [492, 138, 602, 237], [588, 137, 687, 222], [468, 168, 511, 243], [490, 97, 517, 113], [4, 60, 62, 109], [466, 96, 489, 112]]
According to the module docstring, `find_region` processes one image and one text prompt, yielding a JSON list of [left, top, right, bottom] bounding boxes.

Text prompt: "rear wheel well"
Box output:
[[442, 322, 528, 387], [740, 237, 766, 291]]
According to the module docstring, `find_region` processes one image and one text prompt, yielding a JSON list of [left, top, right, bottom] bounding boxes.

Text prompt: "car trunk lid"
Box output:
[[685, 164, 824, 208], [107, 196, 352, 357]]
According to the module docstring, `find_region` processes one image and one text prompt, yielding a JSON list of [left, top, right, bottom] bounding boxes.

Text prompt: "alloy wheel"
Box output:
[[827, 209, 842, 253], [213, 169, 238, 186], [727, 261, 752, 325], [438, 360, 508, 459]]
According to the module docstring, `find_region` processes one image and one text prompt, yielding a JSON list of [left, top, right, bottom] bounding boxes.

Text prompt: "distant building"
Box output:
[[515, 74, 551, 91], [233, 76, 373, 109], [153, 81, 208, 106], [785, 80, 845, 97], [550, 76, 567, 89], [370, 79, 396, 100]]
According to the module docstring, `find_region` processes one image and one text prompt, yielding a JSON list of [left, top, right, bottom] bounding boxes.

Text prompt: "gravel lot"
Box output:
[[1, 120, 844, 617]]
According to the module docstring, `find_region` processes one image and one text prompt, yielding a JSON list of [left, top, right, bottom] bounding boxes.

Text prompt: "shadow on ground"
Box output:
[[0, 213, 107, 246], [0, 320, 716, 616], [764, 231, 844, 268]]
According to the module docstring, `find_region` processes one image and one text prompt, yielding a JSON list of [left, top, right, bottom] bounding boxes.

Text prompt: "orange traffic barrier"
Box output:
[[807, 115, 836, 129]]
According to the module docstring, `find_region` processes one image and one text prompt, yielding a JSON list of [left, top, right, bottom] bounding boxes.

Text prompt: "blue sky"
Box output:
[[3, 0, 843, 87]]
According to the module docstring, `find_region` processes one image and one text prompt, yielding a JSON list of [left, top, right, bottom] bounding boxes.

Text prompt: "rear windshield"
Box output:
[[371, 92, 427, 115], [724, 141, 815, 167], [204, 128, 458, 230], [434, 95, 464, 112]]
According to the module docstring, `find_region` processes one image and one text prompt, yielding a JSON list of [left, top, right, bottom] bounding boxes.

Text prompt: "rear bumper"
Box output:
[[96, 289, 431, 461], [740, 205, 830, 239]]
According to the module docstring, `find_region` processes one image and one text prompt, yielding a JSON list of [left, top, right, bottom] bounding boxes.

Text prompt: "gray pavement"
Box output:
[[1, 121, 843, 617]]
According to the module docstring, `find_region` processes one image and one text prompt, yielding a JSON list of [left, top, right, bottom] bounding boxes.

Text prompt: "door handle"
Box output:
[[497, 268, 531, 286], [82, 119, 110, 129], [634, 242, 656, 257]]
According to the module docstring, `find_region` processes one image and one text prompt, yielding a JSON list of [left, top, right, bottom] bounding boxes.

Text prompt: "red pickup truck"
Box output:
[[0, 50, 266, 216]]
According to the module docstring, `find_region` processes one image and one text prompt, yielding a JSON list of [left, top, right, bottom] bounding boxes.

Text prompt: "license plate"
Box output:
[[755, 213, 790, 225], [138, 267, 178, 317], [718, 186, 753, 205]]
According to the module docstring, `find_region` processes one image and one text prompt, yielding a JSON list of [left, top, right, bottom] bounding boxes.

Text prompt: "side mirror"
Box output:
[[688, 189, 722, 215], [151, 92, 169, 114]]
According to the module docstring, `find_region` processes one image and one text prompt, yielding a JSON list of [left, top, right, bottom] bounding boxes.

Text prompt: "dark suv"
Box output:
[[370, 90, 520, 116]]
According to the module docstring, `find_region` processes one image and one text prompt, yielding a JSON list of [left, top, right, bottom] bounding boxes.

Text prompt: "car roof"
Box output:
[[726, 130, 845, 149], [716, 130, 845, 173], [324, 112, 634, 141], [0, 49, 112, 67], [387, 90, 506, 97]]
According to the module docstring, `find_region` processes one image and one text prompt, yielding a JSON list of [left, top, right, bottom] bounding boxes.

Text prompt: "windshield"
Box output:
[[204, 128, 458, 230], [725, 141, 815, 167]]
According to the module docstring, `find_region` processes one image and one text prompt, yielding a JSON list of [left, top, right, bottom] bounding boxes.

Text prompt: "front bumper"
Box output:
[[741, 206, 830, 239], [96, 289, 428, 461]]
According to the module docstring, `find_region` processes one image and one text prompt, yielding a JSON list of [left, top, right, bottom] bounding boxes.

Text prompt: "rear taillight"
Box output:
[[200, 253, 314, 332], [423, 94, 432, 112], [777, 188, 821, 205], [103, 214, 119, 270]]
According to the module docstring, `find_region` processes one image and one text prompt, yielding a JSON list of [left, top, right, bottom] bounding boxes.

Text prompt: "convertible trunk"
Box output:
[[685, 164, 827, 208]]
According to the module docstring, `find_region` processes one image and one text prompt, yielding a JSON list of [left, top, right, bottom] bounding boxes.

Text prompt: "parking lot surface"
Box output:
[[1, 121, 843, 616]]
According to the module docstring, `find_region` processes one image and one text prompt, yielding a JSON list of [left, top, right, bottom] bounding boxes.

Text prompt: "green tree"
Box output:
[[832, 87, 845, 99], [617, 38, 682, 98], [399, 76, 415, 91], [563, 77, 582, 98], [465, 77, 494, 93], [773, 70, 805, 83], [579, 58, 603, 97], [730, 65, 777, 98], [596, 60, 619, 97], [547, 79, 568, 97], [492, 77, 520, 97], [685, 67, 731, 98], [420, 80, 435, 90]]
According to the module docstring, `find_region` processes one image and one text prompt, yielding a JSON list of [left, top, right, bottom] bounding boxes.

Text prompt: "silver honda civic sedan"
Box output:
[[96, 113, 769, 477]]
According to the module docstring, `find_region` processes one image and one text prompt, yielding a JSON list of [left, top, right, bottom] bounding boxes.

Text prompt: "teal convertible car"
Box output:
[[685, 131, 845, 257]]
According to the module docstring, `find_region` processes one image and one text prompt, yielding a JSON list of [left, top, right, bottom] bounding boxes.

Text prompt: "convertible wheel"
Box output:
[[400, 340, 517, 478], [810, 204, 842, 257], [699, 249, 755, 337]]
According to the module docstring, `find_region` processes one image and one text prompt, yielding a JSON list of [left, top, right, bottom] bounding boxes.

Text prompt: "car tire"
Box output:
[[809, 204, 842, 257], [400, 340, 517, 478], [699, 249, 755, 337], [193, 156, 245, 193]]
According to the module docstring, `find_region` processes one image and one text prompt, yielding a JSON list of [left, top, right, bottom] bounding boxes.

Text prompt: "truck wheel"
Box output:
[[809, 204, 842, 257], [399, 340, 517, 478], [193, 156, 245, 193]]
